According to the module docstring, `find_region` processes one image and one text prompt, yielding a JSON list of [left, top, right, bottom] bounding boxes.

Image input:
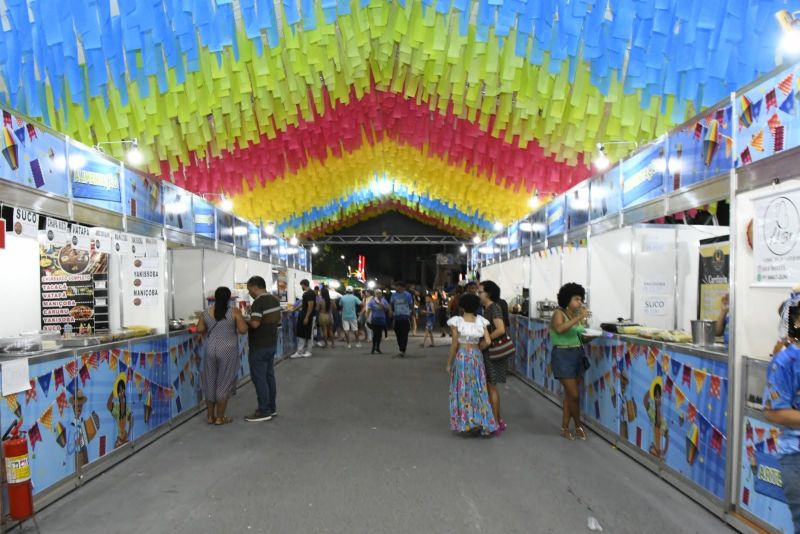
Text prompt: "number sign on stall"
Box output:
[[753, 187, 800, 287]]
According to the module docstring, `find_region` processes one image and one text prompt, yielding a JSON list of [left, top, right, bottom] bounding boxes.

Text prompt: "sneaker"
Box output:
[[289, 352, 303, 359], [301, 351, 312, 358], [355, 343, 362, 348], [316, 342, 325, 348], [347, 344, 352, 349], [244, 411, 273, 422], [270, 411, 278, 418]]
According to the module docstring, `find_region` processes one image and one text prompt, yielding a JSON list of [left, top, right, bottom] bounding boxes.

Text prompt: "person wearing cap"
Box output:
[[339, 286, 363, 349]]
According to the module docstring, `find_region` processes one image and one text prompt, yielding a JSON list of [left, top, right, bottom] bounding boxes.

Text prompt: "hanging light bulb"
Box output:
[[472, 235, 481, 244], [219, 197, 233, 211], [493, 221, 504, 232], [290, 235, 299, 246], [459, 244, 467, 254], [528, 195, 540, 209], [311, 244, 319, 254], [265, 222, 275, 235], [126, 140, 144, 165], [594, 143, 610, 171]]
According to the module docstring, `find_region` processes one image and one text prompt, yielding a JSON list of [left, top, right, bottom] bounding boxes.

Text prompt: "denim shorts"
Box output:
[[551, 346, 585, 379]]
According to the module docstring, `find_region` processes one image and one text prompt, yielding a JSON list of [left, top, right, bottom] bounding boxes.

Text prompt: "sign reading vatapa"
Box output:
[[753, 187, 800, 287]]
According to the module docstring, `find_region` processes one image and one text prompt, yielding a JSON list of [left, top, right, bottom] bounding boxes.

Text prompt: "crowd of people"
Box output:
[[195, 276, 596, 443]]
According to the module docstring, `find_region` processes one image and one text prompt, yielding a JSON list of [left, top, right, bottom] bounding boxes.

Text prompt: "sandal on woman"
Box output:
[[214, 416, 233, 425], [207, 416, 215, 425], [561, 427, 575, 441], [575, 427, 588, 441]]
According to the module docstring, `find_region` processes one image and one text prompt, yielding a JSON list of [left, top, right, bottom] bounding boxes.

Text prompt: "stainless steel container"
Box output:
[[690, 320, 716, 346]]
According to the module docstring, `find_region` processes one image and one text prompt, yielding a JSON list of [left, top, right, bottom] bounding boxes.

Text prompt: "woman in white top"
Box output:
[[446, 293, 498, 436]]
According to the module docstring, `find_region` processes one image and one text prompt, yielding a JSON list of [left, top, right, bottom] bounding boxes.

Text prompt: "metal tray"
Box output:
[[61, 336, 102, 348]]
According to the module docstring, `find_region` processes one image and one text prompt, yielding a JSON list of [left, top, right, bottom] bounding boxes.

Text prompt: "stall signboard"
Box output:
[[69, 142, 122, 212], [217, 211, 234, 244], [621, 138, 666, 207], [247, 222, 260, 253], [0, 110, 69, 197], [192, 195, 215, 239], [233, 218, 248, 249], [738, 416, 793, 533], [518, 215, 533, 251], [162, 182, 193, 233], [667, 108, 733, 191], [530, 208, 547, 243], [546, 195, 566, 236], [507, 221, 520, 252], [590, 169, 621, 220], [128, 237, 161, 308], [736, 62, 800, 169], [752, 187, 800, 287], [277, 237, 289, 262], [698, 237, 730, 321], [39, 222, 109, 333], [299, 248, 309, 270], [566, 182, 590, 229], [11, 206, 39, 239], [260, 229, 276, 258], [125, 168, 162, 224]]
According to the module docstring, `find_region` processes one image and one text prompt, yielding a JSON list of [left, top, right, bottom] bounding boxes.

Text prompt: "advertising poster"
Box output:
[[217, 211, 234, 244], [125, 168, 162, 224], [752, 187, 800, 287], [738, 416, 792, 533], [507, 221, 520, 253], [0, 354, 78, 494], [0, 110, 68, 197], [668, 106, 733, 190], [621, 138, 667, 207], [698, 238, 730, 321], [547, 195, 566, 236], [276, 267, 288, 303], [162, 182, 193, 233], [40, 223, 109, 334], [590, 168, 621, 220], [69, 142, 122, 212], [737, 63, 800, 169], [247, 223, 260, 254], [607, 342, 729, 499], [566, 182, 590, 229], [193, 196, 216, 239]]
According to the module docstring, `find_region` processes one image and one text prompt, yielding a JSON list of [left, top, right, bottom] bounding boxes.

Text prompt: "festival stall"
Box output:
[[0, 108, 309, 510]]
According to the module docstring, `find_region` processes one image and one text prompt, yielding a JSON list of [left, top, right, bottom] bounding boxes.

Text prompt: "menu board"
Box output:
[[698, 238, 730, 321], [69, 142, 122, 212], [0, 109, 69, 197], [39, 220, 109, 333], [162, 181, 193, 232], [125, 168, 162, 224], [193, 196, 215, 239], [127, 236, 162, 308]]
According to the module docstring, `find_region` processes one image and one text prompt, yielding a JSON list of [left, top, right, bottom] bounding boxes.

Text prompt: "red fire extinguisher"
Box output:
[[3, 420, 33, 520]]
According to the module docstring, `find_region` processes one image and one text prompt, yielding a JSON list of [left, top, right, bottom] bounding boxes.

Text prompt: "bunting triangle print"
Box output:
[[750, 130, 764, 152]]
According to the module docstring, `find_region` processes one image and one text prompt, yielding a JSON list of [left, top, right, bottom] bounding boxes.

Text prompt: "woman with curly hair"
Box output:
[[550, 282, 591, 441], [479, 280, 510, 433]]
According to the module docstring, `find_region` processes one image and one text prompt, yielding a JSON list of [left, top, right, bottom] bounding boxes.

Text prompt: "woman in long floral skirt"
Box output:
[[446, 293, 498, 436]]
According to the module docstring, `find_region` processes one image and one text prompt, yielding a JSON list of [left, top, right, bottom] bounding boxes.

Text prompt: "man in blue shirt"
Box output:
[[390, 281, 414, 357], [764, 304, 800, 530], [339, 287, 362, 349]]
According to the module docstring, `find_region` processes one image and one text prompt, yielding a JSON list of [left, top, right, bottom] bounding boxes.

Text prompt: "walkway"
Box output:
[[33, 340, 733, 533]]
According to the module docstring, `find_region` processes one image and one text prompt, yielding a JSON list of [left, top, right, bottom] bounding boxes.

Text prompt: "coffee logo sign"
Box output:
[[763, 196, 800, 256]]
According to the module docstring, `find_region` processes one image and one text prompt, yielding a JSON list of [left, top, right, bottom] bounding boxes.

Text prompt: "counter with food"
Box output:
[[510, 314, 730, 507]]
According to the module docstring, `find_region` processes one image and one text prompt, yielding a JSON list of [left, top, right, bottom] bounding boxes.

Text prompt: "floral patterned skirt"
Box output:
[[449, 347, 498, 435]]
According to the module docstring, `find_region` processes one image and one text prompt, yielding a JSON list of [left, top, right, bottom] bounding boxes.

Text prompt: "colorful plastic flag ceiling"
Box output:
[[0, 0, 786, 237]]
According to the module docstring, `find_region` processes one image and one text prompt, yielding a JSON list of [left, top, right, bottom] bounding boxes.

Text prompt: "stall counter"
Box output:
[[509, 315, 730, 504], [0, 310, 298, 505]]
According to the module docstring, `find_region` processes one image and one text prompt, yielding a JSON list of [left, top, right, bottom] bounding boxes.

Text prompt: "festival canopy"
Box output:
[[0, 0, 785, 238]]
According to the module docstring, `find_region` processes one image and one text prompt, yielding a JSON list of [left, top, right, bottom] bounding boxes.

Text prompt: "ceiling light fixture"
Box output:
[[311, 244, 319, 254], [472, 235, 481, 244], [459, 244, 467, 253], [777, 10, 800, 54]]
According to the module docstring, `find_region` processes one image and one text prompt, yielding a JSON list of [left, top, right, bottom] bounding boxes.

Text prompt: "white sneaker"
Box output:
[[290, 352, 303, 359], [355, 343, 362, 348], [301, 352, 312, 358], [347, 344, 352, 349], [316, 342, 324, 348]]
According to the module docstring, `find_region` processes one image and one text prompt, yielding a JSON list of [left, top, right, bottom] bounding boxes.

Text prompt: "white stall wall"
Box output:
[[562, 245, 588, 290], [632, 227, 677, 330], [480, 256, 527, 301], [203, 250, 235, 301], [172, 249, 204, 320], [0, 233, 41, 336], [288, 269, 312, 304], [531, 247, 562, 306], [589, 227, 633, 328], [675, 225, 730, 332], [735, 182, 797, 361]]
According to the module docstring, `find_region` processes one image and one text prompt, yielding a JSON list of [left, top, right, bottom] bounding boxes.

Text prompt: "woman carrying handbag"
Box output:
[[478, 280, 513, 433]]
